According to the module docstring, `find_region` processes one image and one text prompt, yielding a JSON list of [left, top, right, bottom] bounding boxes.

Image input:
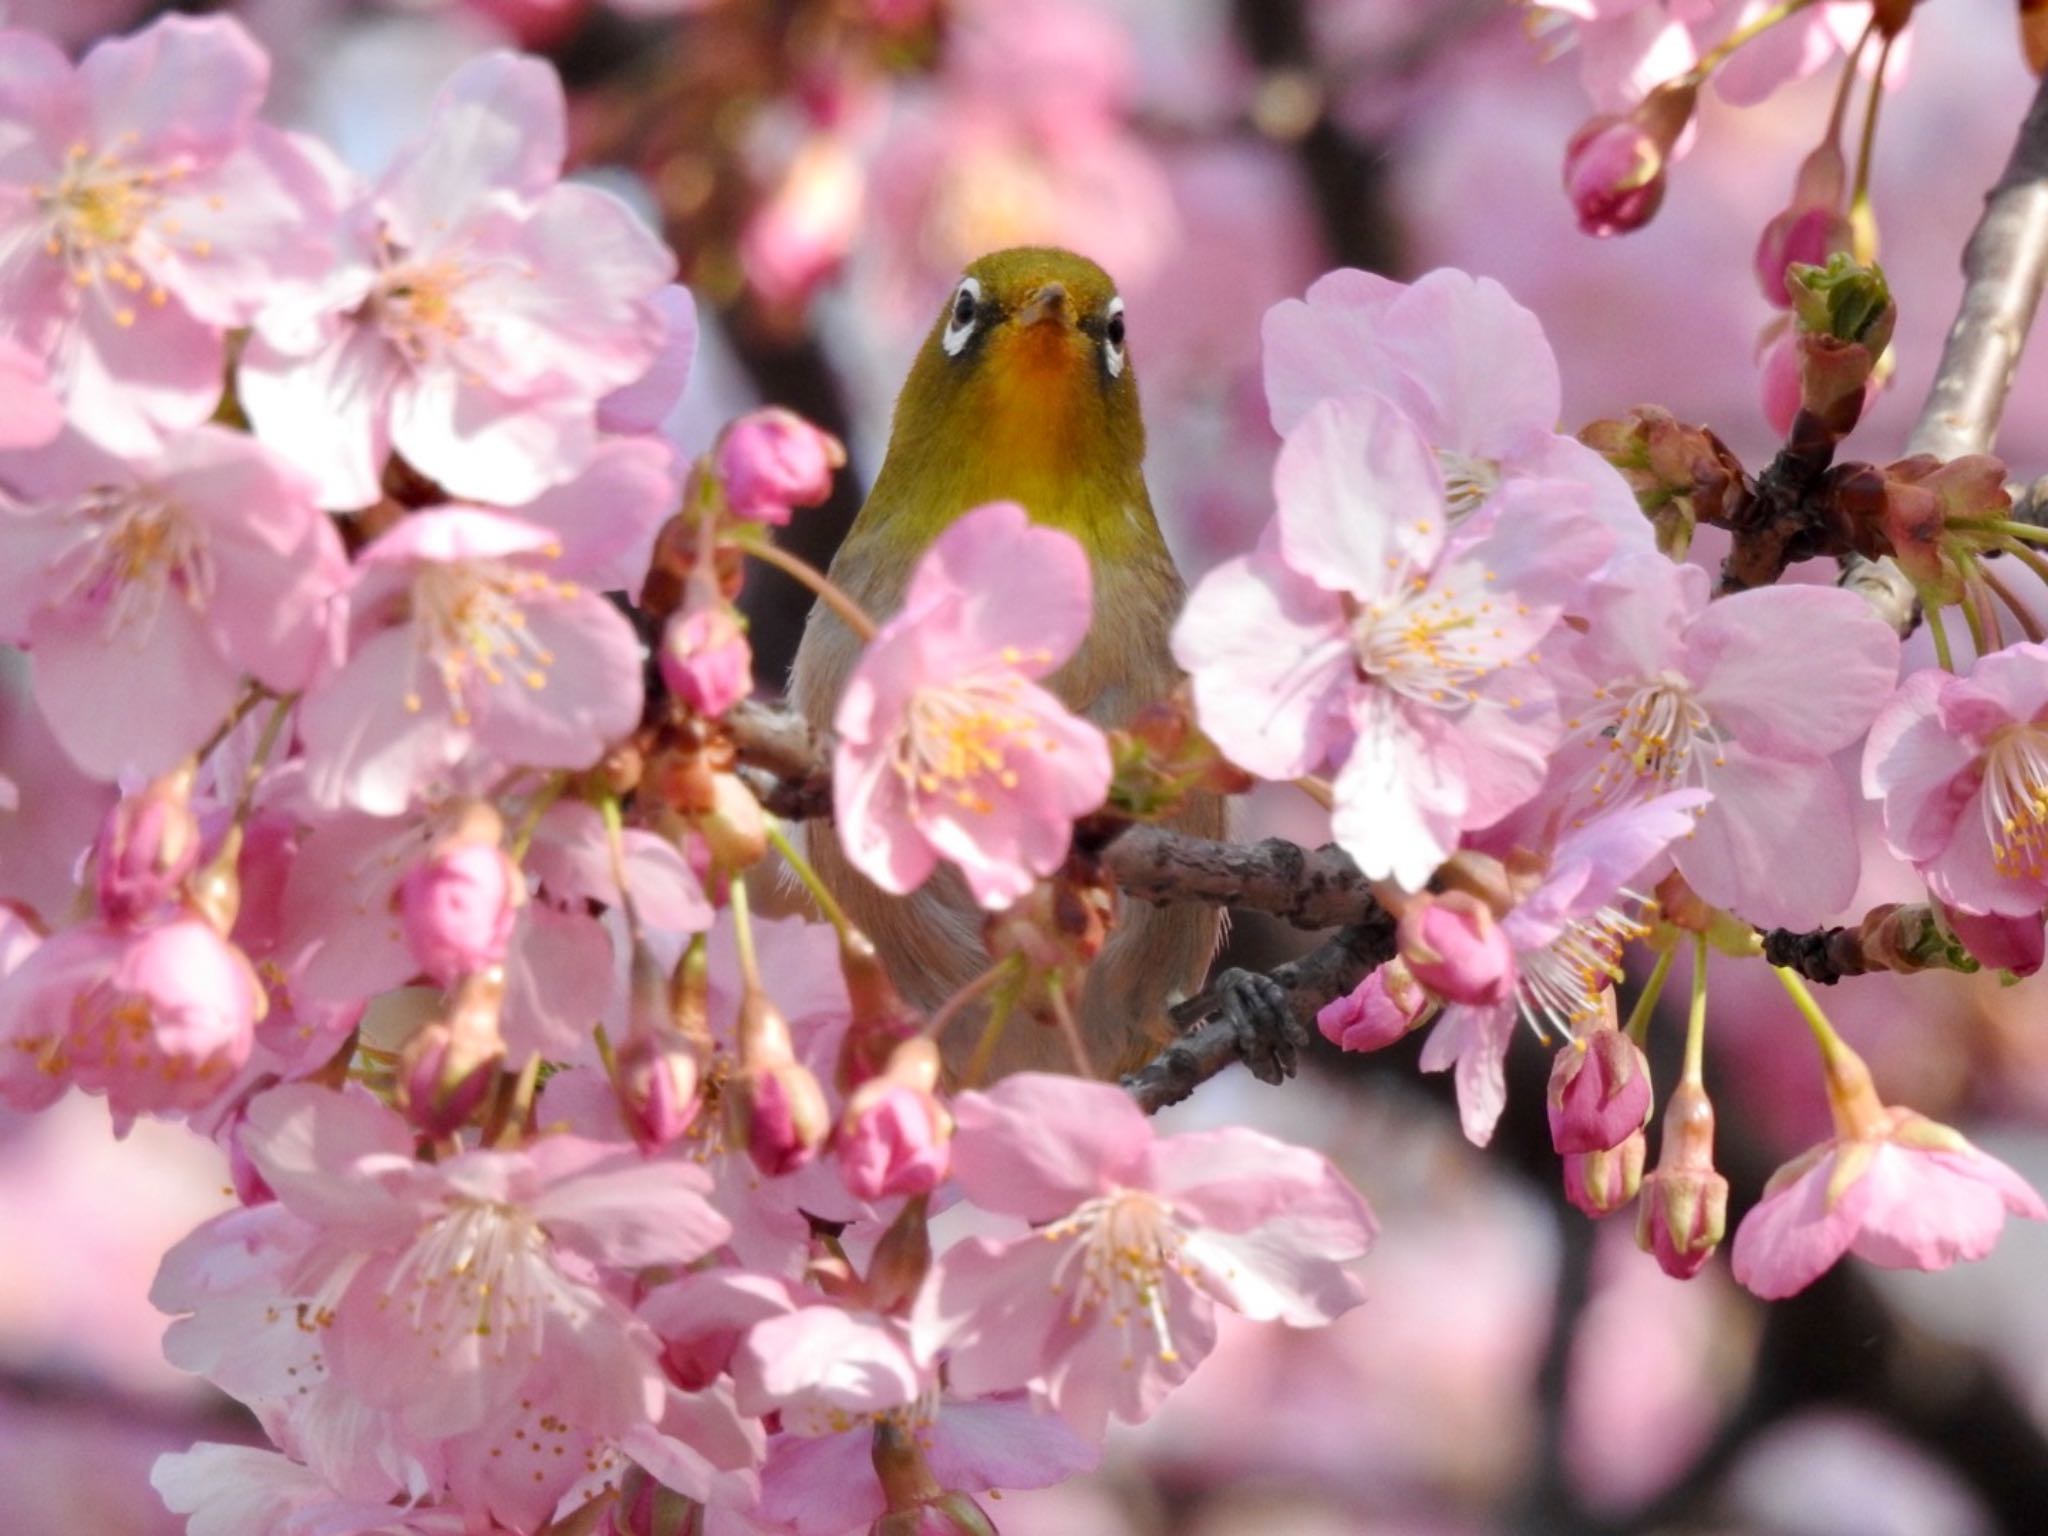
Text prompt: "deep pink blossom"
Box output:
[[916, 1074, 1375, 1438], [0, 427, 346, 781], [0, 913, 262, 1129], [298, 508, 644, 815], [1417, 792, 1701, 1147], [1316, 962, 1432, 1053], [240, 53, 675, 509], [1555, 551, 1898, 927], [1863, 646, 2048, 918], [399, 838, 520, 986], [1174, 395, 1612, 890], [1563, 115, 1668, 236], [93, 768, 202, 927], [838, 1083, 951, 1202], [0, 16, 335, 454], [1548, 1026, 1654, 1154], [1398, 893, 1515, 1007], [715, 408, 845, 526], [1732, 1104, 2047, 1299], [661, 597, 754, 718], [833, 502, 1112, 909]]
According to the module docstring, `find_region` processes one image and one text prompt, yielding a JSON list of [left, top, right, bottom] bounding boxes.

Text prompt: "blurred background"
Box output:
[[5, 1, 2048, 1532]]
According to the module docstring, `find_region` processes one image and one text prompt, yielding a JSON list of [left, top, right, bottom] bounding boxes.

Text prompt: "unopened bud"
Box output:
[[1756, 141, 1851, 307], [603, 1465, 702, 1536], [660, 595, 754, 719], [1398, 892, 1515, 1007], [615, 1029, 701, 1152], [398, 970, 506, 1137], [714, 408, 845, 526], [1316, 960, 1433, 1052], [95, 764, 202, 926], [1547, 1026, 1653, 1154], [1562, 1130, 1646, 1219], [838, 1039, 951, 1202], [400, 810, 520, 987], [865, 1192, 934, 1316], [1561, 83, 1695, 238], [837, 931, 922, 1090], [1635, 1081, 1728, 1278]]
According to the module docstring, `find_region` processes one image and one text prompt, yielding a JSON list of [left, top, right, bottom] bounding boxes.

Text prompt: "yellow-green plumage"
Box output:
[[791, 246, 1223, 1080]]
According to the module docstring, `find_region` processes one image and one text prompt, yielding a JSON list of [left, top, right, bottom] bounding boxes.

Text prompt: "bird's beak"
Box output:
[[1012, 281, 1070, 331]]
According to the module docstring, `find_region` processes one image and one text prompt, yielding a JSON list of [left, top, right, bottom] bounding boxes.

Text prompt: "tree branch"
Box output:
[[1124, 916, 1396, 1114], [1843, 67, 2048, 628], [1095, 825, 1379, 931]]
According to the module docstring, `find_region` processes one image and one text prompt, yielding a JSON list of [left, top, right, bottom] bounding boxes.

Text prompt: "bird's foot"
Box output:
[[1207, 968, 1306, 1086]]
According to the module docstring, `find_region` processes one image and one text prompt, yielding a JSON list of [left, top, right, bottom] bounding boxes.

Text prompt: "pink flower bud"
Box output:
[[1562, 1131, 1646, 1219], [1546, 1027, 1652, 1154], [1317, 960, 1433, 1052], [614, 1029, 701, 1152], [713, 407, 845, 526], [94, 767, 201, 927], [603, 1464, 703, 1536], [397, 973, 505, 1138], [1398, 892, 1515, 1007], [400, 840, 519, 987], [741, 1059, 832, 1177], [1758, 325, 1801, 437], [838, 1081, 951, 1202], [1563, 117, 1667, 237], [1635, 1079, 1727, 1278], [1755, 142, 1851, 306], [660, 602, 753, 718]]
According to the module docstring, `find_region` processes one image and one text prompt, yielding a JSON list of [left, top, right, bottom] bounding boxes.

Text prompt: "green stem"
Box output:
[[1926, 601, 1957, 672], [1847, 28, 1895, 256], [231, 694, 296, 826], [1954, 517, 2048, 544], [962, 985, 1018, 1090], [766, 823, 852, 939], [193, 686, 264, 768], [1773, 964, 1854, 1070], [509, 774, 568, 862], [728, 872, 761, 991], [1823, 19, 1873, 146], [1683, 933, 1709, 1086], [925, 958, 1016, 1044], [1622, 946, 1675, 1051], [1685, 0, 1820, 84]]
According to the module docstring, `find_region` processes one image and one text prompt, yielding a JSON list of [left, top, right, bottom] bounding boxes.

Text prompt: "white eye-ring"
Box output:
[[1102, 295, 1126, 378], [941, 276, 982, 357]]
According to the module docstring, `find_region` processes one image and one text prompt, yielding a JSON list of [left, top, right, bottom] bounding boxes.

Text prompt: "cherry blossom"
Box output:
[[297, 508, 645, 816], [833, 502, 1112, 909], [1862, 645, 2048, 919], [0, 16, 335, 454], [1551, 552, 1899, 928], [915, 1074, 1376, 1438], [0, 426, 346, 780], [239, 52, 674, 509], [1175, 394, 1612, 890]]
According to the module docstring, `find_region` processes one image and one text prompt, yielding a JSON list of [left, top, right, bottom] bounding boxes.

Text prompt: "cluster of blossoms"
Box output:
[[3, 13, 2046, 1536]]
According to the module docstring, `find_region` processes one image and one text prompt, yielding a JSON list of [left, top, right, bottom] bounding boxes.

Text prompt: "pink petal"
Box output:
[[387, 366, 595, 508], [1261, 266, 1407, 435], [531, 1155, 730, 1268], [52, 289, 224, 457], [1687, 584, 1899, 757], [598, 283, 698, 437], [379, 52, 566, 238], [949, 1073, 1151, 1219], [1676, 750, 1859, 929], [78, 14, 266, 162], [1377, 268, 1562, 464], [1731, 1145, 1871, 1299], [469, 586, 643, 770], [510, 435, 679, 592], [1418, 999, 1517, 1147], [241, 1082, 420, 1233], [733, 1305, 921, 1419], [903, 503, 1094, 672], [925, 1393, 1100, 1495], [238, 323, 399, 512], [1847, 1143, 2027, 1272], [299, 625, 467, 815], [1863, 669, 1976, 863], [1274, 393, 1446, 596]]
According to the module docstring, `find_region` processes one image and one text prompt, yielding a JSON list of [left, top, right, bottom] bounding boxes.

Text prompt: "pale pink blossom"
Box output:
[[1417, 791, 1701, 1147], [1732, 1105, 2047, 1299], [1261, 267, 1654, 551], [1862, 645, 2048, 918], [838, 1082, 951, 1202], [0, 913, 262, 1129], [1174, 395, 1612, 890], [915, 1074, 1375, 1438], [715, 408, 846, 526], [152, 1443, 466, 1536], [398, 839, 519, 985], [1553, 551, 1899, 928], [158, 1083, 732, 1525], [739, 136, 865, 312], [733, 1302, 924, 1427], [240, 53, 675, 509], [298, 508, 644, 816], [596, 284, 698, 439], [0, 341, 59, 449], [833, 502, 1112, 909], [0, 17, 335, 455], [0, 426, 346, 781]]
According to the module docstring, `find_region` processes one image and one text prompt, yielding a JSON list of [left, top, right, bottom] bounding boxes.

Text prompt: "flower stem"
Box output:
[[599, 792, 645, 949], [1926, 601, 1957, 671], [1623, 945, 1675, 1050], [1773, 964, 1854, 1068], [729, 871, 761, 992], [1293, 775, 1335, 811], [193, 686, 263, 768], [745, 539, 878, 643], [766, 822, 852, 939], [925, 958, 1017, 1044], [509, 773, 568, 862], [231, 694, 296, 826], [1683, 933, 1709, 1086], [1979, 560, 2046, 642], [1046, 983, 1097, 1080], [1823, 19, 1873, 147], [1847, 27, 1897, 261], [1685, 0, 1819, 85], [961, 985, 1018, 1089]]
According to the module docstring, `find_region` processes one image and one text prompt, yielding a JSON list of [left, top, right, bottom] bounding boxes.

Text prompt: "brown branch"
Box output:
[[1761, 901, 1982, 984], [1096, 825, 1378, 931], [1842, 67, 2048, 629], [1124, 916, 1397, 1114]]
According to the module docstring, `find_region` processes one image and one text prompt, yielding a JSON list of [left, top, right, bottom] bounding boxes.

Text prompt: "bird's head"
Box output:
[[874, 247, 1148, 548]]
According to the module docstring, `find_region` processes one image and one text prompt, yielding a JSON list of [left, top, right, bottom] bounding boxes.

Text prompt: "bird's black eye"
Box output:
[[1105, 310, 1125, 348], [941, 275, 983, 357]]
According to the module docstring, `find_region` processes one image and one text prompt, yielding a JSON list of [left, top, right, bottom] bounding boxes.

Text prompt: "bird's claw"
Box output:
[[1210, 968, 1304, 1086]]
